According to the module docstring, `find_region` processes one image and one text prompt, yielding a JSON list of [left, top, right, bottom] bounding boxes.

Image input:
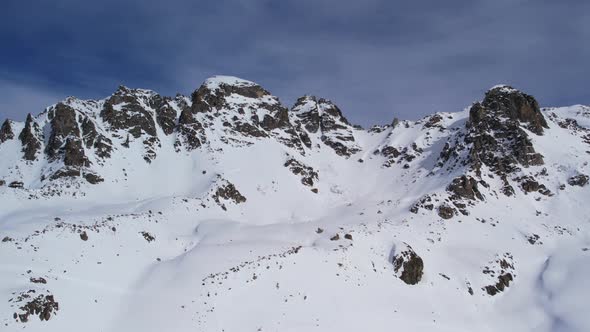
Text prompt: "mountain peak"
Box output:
[[479, 84, 548, 135], [487, 84, 519, 94], [203, 75, 259, 89]]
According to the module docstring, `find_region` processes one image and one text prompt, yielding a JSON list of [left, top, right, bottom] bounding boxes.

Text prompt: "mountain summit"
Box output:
[[1, 77, 589, 332]]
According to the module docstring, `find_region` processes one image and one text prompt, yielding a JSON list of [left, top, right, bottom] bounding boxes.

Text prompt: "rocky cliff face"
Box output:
[[0, 76, 368, 187], [406, 85, 563, 218]]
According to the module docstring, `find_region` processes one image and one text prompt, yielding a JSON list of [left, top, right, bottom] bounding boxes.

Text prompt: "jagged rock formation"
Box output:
[[0, 76, 365, 189], [411, 85, 556, 217], [482, 253, 515, 296], [19, 114, 43, 161], [0, 120, 14, 143], [291, 96, 361, 157], [284, 157, 318, 187], [210, 177, 247, 210]]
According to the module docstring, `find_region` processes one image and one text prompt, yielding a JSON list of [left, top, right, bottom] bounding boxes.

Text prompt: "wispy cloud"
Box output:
[[0, 80, 65, 121], [0, 0, 588, 125]]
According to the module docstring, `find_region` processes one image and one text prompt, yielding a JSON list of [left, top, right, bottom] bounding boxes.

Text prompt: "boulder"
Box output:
[[392, 244, 424, 285], [568, 174, 589, 187], [437, 204, 455, 219], [8, 181, 24, 189]]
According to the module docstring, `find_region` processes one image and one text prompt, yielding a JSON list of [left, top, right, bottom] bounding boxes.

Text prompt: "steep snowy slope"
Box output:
[[0, 77, 589, 332]]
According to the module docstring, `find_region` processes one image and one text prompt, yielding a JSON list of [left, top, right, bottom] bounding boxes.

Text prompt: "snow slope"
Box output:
[[0, 77, 589, 332]]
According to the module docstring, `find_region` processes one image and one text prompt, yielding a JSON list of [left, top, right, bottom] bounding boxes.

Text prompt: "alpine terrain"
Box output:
[[0, 76, 589, 332]]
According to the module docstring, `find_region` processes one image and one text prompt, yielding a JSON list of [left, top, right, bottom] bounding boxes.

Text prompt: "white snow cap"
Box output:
[[489, 84, 518, 93], [204, 75, 259, 89]]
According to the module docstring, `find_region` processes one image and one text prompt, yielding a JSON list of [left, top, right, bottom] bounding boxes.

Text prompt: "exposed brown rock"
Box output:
[[63, 138, 89, 167], [423, 114, 443, 129], [518, 176, 551, 195], [292, 96, 360, 157], [8, 181, 24, 189], [0, 119, 15, 143], [83, 173, 104, 184], [140, 231, 155, 242], [150, 95, 177, 135], [14, 293, 59, 323], [212, 179, 247, 210], [80, 117, 112, 159], [485, 273, 513, 295], [101, 86, 158, 138], [45, 103, 81, 159], [19, 114, 43, 161], [481, 85, 548, 135], [177, 109, 206, 151], [568, 174, 589, 187], [393, 244, 424, 285], [437, 205, 455, 219], [447, 175, 483, 200], [284, 158, 318, 187], [29, 277, 47, 284]]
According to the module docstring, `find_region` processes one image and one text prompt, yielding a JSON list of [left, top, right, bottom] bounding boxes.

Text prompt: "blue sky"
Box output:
[[1, 0, 588, 126]]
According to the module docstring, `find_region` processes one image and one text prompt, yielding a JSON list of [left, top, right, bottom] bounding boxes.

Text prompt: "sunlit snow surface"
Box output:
[[0, 101, 589, 332]]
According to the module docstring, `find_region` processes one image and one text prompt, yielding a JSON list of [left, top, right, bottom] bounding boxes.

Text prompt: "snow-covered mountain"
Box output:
[[1, 76, 589, 332]]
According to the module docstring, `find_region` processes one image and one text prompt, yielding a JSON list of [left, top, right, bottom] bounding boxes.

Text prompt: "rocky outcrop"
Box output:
[[422, 114, 444, 129], [83, 172, 104, 184], [378, 143, 423, 168], [13, 293, 59, 323], [45, 103, 81, 160], [447, 175, 483, 200], [80, 117, 112, 159], [101, 86, 164, 162], [0, 119, 15, 143], [437, 204, 455, 219], [517, 176, 552, 195], [392, 244, 424, 285], [177, 109, 206, 151], [291, 96, 360, 157], [482, 253, 515, 296], [8, 181, 24, 189], [568, 174, 589, 187], [479, 85, 547, 135], [190, 76, 275, 114], [150, 95, 178, 135], [434, 85, 548, 203], [101, 86, 158, 138], [179, 76, 307, 152], [18, 114, 43, 161], [467, 101, 545, 174], [211, 177, 247, 210], [63, 139, 89, 168], [284, 157, 318, 187]]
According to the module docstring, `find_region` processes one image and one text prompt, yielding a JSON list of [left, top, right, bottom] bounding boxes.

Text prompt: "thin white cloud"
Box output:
[[0, 80, 65, 121]]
